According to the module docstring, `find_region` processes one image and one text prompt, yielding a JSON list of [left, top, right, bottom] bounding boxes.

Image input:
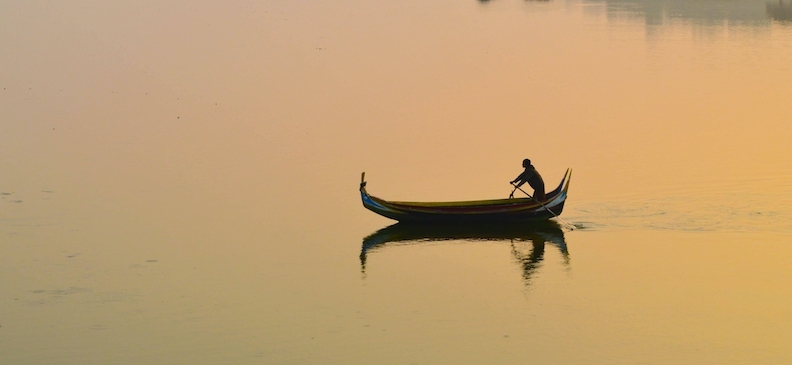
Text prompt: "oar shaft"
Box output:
[[510, 182, 574, 230]]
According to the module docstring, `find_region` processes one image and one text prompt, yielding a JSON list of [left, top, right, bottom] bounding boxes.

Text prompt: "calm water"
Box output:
[[2, 0, 792, 364]]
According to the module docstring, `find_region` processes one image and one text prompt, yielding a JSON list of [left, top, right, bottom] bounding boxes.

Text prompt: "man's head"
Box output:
[[523, 159, 531, 168]]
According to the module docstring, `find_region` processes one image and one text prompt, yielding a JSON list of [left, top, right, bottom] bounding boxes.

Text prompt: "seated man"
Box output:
[[511, 159, 545, 201]]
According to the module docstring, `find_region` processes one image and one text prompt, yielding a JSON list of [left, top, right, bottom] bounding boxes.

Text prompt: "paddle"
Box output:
[[509, 185, 519, 199], [510, 182, 575, 230]]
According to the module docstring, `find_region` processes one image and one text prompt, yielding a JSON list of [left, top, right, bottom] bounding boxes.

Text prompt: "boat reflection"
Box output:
[[360, 221, 569, 286]]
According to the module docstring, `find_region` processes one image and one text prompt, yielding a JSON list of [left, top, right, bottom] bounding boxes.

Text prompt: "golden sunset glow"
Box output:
[[2, 1, 792, 364]]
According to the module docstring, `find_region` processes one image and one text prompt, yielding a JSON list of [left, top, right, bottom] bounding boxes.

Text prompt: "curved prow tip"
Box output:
[[563, 168, 572, 194], [360, 172, 367, 190]]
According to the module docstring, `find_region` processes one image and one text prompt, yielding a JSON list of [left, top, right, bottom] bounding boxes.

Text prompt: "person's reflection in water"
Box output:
[[511, 237, 546, 286], [511, 227, 571, 285]]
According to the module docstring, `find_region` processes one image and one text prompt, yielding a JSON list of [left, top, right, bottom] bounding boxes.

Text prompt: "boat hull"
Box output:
[[360, 169, 571, 224]]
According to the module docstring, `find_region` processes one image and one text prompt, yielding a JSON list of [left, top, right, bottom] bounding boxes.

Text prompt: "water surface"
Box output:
[[2, 0, 792, 364]]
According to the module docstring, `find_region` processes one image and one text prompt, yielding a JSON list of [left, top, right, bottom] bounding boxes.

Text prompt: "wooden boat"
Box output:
[[359, 169, 571, 223]]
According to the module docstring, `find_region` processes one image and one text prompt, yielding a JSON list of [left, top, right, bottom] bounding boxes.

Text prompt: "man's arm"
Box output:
[[511, 171, 528, 186]]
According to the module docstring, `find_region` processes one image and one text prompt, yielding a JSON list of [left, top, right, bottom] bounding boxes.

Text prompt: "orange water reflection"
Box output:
[[3, 1, 792, 364]]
